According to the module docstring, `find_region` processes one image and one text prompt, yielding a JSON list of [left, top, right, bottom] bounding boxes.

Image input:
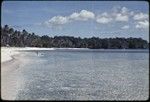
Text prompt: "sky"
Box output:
[[1, 1, 149, 41]]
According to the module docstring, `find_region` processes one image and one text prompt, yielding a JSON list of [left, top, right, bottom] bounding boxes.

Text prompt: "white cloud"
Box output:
[[45, 16, 69, 27], [44, 7, 148, 28], [121, 7, 129, 14], [112, 7, 129, 22], [115, 13, 129, 22], [69, 10, 95, 21], [96, 12, 112, 24], [135, 20, 149, 29], [121, 25, 129, 29], [133, 12, 148, 20], [45, 10, 95, 27], [50, 16, 68, 25], [96, 17, 112, 24], [69, 13, 79, 20]]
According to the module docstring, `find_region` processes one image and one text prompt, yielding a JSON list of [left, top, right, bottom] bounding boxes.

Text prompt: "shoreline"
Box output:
[[1, 47, 149, 63], [1, 47, 89, 63], [1, 47, 20, 63], [1, 47, 56, 63], [1, 52, 33, 100], [1, 54, 23, 100]]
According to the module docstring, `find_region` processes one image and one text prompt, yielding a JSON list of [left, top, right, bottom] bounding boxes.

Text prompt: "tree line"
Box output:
[[1, 25, 149, 49]]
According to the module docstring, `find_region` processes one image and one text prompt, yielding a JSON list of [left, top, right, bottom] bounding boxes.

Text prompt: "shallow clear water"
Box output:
[[6, 49, 150, 100]]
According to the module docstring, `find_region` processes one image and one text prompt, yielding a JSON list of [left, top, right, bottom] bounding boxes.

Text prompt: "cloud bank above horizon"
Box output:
[[43, 6, 149, 30]]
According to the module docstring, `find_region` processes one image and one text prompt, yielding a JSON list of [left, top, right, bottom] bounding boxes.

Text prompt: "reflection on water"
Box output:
[[14, 49, 149, 100]]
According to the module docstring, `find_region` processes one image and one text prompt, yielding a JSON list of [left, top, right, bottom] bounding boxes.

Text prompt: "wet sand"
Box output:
[[1, 53, 27, 100]]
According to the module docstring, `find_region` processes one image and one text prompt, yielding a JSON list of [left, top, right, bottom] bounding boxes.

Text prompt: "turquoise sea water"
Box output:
[[7, 49, 150, 100]]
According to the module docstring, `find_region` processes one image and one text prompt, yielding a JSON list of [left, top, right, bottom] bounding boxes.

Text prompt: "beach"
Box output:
[[1, 47, 56, 63]]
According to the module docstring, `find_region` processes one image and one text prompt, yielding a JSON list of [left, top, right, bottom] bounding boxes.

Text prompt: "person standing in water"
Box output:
[[36, 51, 38, 56]]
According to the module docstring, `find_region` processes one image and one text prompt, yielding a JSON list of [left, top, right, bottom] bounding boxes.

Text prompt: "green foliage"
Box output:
[[1, 25, 149, 49]]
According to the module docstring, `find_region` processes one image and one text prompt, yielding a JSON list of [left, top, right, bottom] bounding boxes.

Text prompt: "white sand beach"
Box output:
[[1, 47, 56, 63], [1, 47, 89, 63], [1, 47, 19, 63]]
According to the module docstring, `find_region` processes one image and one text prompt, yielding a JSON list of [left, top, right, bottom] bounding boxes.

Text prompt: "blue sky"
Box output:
[[1, 1, 149, 41]]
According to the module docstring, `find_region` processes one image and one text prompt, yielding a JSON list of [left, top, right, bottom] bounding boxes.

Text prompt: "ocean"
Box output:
[[2, 49, 149, 100]]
